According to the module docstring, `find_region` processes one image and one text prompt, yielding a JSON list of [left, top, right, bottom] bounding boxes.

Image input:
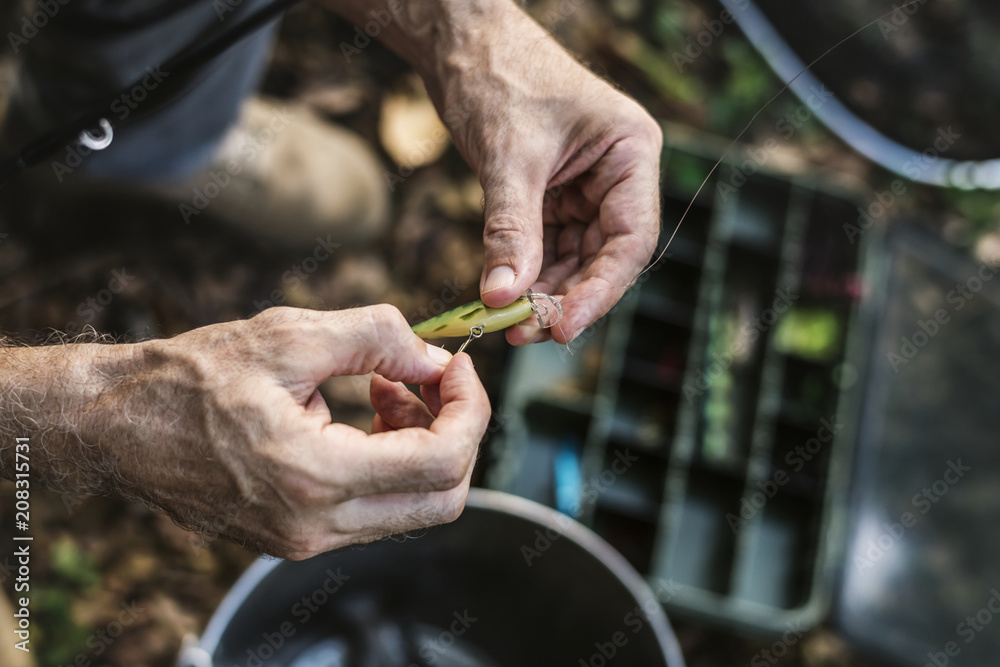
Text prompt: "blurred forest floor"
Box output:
[[2, 0, 1000, 665]]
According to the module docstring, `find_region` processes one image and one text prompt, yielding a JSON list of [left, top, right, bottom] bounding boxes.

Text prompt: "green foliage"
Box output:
[[34, 586, 92, 667], [622, 31, 702, 104], [707, 40, 776, 134], [34, 537, 100, 667], [943, 189, 1000, 245], [664, 152, 714, 198], [50, 537, 100, 588], [651, 4, 688, 47]]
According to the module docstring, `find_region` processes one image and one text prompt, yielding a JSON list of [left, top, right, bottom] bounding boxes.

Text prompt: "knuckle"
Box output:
[[484, 213, 527, 238], [438, 463, 467, 490], [436, 487, 470, 524], [368, 303, 408, 331], [253, 305, 298, 326], [431, 448, 474, 490], [366, 304, 415, 360]]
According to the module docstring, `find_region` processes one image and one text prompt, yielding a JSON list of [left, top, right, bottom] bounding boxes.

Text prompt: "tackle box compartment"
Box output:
[[485, 124, 1000, 665], [488, 129, 865, 635]]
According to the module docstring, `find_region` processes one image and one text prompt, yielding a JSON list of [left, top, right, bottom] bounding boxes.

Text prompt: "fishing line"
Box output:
[[727, 0, 1000, 190], [538, 0, 943, 346], [0, 0, 984, 348], [625, 0, 934, 292]]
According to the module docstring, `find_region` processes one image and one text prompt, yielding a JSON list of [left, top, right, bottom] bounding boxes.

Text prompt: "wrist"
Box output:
[[334, 0, 530, 106], [0, 342, 141, 493], [405, 0, 522, 99]]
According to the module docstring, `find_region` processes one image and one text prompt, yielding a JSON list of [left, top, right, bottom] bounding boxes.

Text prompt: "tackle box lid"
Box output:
[[831, 221, 1000, 666]]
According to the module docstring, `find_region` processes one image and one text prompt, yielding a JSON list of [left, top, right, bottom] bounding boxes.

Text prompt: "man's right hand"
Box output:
[[0, 306, 491, 560]]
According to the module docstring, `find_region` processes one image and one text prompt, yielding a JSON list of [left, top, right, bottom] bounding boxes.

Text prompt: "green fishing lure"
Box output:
[[411, 289, 563, 350]]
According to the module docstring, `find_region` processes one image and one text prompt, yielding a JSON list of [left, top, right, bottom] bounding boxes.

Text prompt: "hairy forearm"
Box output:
[[0, 341, 137, 494], [3, 307, 488, 559], [324, 0, 599, 178], [322, 0, 528, 104]]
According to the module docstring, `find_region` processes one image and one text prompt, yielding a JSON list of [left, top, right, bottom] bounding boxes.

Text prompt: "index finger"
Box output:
[[553, 141, 660, 343], [311, 353, 491, 498], [257, 305, 453, 390]]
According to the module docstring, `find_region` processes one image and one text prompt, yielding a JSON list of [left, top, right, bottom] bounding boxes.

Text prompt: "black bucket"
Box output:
[[179, 489, 686, 666]]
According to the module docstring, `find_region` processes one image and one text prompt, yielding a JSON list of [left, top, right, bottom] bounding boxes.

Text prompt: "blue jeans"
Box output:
[[9, 0, 279, 181]]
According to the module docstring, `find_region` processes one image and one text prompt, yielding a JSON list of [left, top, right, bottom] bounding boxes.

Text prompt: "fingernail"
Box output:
[[426, 344, 452, 366], [482, 265, 516, 293], [569, 326, 587, 343]]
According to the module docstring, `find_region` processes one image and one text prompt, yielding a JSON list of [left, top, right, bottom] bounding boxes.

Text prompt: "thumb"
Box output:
[[430, 352, 491, 443], [307, 305, 453, 385], [479, 172, 544, 308]]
